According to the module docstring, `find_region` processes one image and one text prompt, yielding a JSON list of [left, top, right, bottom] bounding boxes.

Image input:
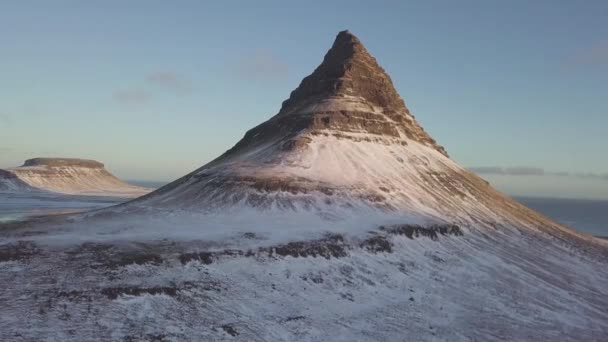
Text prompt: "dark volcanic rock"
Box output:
[[279, 30, 411, 116]]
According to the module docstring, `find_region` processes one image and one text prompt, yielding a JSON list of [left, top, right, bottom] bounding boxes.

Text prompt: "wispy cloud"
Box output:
[[113, 71, 193, 105], [469, 166, 608, 180], [112, 89, 151, 106], [146, 71, 193, 94], [469, 166, 545, 176], [0, 113, 14, 127], [234, 49, 289, 82], [566, 40, 608, 67]]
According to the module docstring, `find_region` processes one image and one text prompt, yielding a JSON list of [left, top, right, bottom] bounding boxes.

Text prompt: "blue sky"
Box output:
[[1, 1, 607, 198]]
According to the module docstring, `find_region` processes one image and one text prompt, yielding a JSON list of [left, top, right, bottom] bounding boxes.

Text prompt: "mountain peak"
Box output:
[[135, 31, 455, 211], [279, 30, 408, 114], [270, 30, 448, 156], [331, 30, 364, 57]]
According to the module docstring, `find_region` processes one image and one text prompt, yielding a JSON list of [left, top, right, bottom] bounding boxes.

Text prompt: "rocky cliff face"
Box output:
[[6, 158, 150, 197]]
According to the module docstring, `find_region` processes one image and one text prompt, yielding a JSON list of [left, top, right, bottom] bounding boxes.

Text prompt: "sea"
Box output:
[[1, 182, 606, 238], [514, 196, 608, 237]]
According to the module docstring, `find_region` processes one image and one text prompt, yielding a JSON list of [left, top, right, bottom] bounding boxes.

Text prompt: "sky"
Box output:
[[1, 1, 607, 199]]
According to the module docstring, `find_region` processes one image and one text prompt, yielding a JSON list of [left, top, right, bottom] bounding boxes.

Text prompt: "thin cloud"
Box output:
[[112, 89, 151, 106], [0, 113, 14, 127], [234, 49, 289, 82], [468, 167, 545, 176], [567, 40, 608, 67], [146, 71, 193, 94], [469, 166, 608, 181]]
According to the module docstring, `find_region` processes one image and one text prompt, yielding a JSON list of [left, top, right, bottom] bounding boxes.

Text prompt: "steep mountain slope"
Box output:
[[6, 158, 150, 197], [1, 31, 607, 341], [0, 169, 41, 193]]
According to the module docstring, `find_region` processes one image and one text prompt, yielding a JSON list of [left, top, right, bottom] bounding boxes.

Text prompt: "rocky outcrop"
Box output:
[[6, 158, 150, 197]]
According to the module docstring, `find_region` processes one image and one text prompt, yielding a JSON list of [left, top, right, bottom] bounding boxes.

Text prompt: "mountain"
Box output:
[[130, 31, 559, 231], [4, 157, 150, 197], [1, 31, 607, 341]]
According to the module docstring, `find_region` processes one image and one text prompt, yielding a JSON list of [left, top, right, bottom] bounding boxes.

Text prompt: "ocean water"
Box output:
[[514, 196, 608, 237]]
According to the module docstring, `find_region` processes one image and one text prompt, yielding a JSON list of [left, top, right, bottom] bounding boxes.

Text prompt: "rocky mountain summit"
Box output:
[[1, 31, 607, 341], [203, 30, 445, 166], [4, 157, 149, 197]]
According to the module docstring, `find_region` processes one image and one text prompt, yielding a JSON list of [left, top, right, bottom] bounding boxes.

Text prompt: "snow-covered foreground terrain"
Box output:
[[1, 212, 607, 341]]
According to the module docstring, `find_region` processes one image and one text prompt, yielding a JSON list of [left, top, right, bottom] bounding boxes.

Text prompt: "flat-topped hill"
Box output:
[[6, 157, 150, 197]]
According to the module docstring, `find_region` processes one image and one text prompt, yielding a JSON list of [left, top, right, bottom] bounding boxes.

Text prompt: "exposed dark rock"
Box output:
[[283, 316, 306, 322], [0, 241, 40, 262], [221, 324, 239, 337], [380, 224, 463, 240], [241, 232, 258, 239], [178, 225, 464, 266], [66, 243, 163, 269], [113, 253, 163, 267], [360, 235, 393, 253], [262, 233, 348, 259], [179, 249, 244, 265], [123, 334, 169, 342], [101, 286, 178, 300]]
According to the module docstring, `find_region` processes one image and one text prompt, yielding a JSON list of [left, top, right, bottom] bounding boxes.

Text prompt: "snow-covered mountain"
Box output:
[[1, 31, 607, 341], [4, 158, 150, 197]]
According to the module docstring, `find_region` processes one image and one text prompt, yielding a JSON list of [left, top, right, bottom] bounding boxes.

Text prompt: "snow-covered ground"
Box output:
[[1, 211, 607, 341]]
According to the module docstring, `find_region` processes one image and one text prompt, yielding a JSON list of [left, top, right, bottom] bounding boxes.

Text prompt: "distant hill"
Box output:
[[4, 157, 151, 197]]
